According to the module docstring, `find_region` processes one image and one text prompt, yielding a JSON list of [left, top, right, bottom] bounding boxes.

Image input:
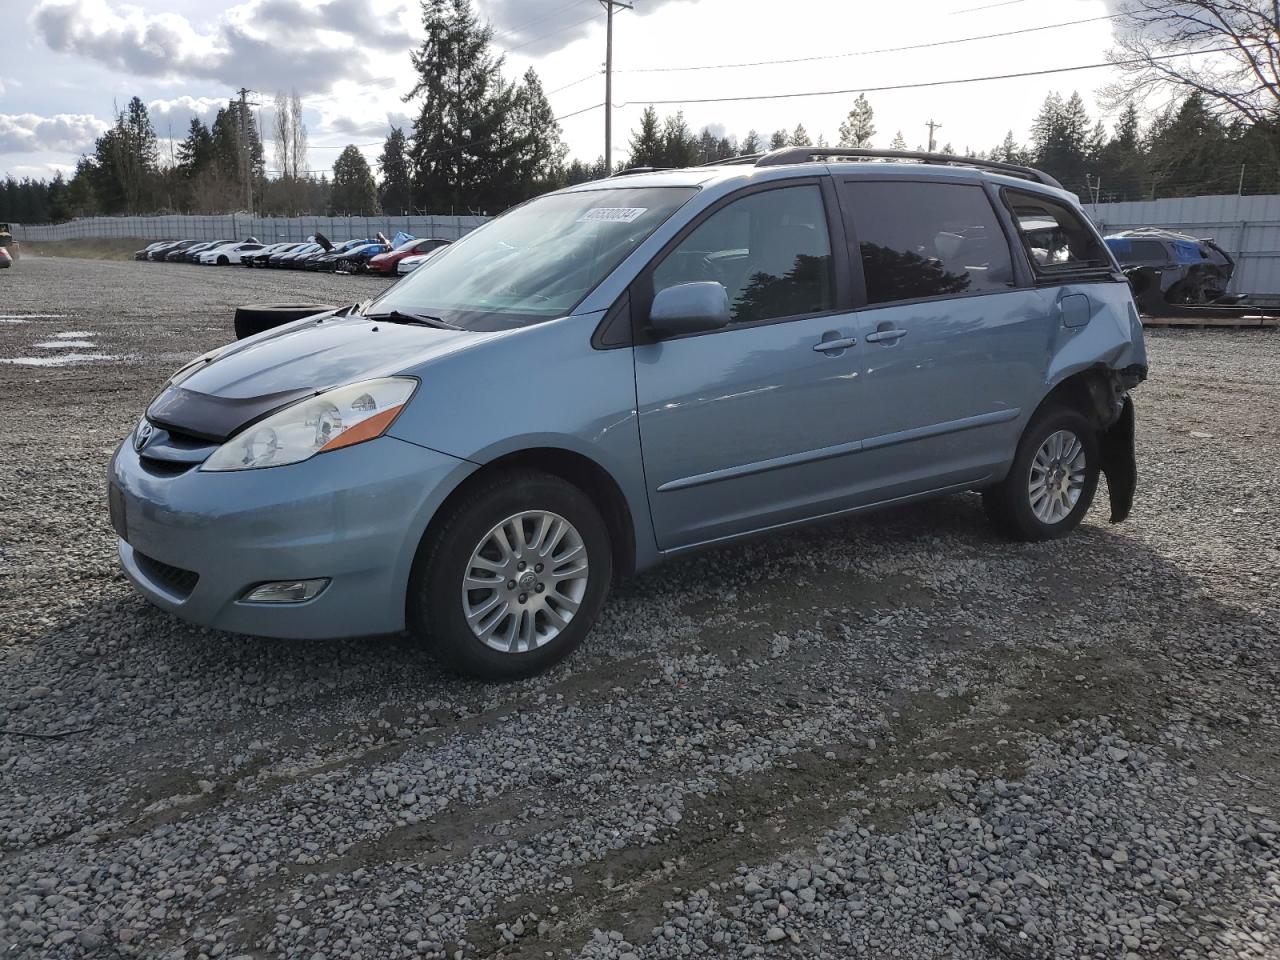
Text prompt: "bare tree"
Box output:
[[288, 90, 307, 182], [271, 89, 309, 213], [273, 91, 291, 180], [1103, 1, 1280, 129]]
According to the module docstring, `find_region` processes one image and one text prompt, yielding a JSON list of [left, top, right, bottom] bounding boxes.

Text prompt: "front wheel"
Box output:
[[983, 405, 1100, 541], [408, 470, 612, 679]]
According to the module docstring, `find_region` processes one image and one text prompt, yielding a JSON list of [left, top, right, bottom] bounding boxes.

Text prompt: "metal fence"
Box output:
[[1084, 193, 1280, 295], [9, 213, 491, 244]]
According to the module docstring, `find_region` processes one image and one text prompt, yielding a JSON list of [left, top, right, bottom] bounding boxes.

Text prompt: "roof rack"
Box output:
[[611, 166, 664, 177], [700, 153, 762, 167], [752, 147, 1063, 189]]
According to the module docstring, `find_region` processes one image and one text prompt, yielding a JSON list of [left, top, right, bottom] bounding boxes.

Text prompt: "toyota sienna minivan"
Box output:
[[109, 148, 1148, 678]]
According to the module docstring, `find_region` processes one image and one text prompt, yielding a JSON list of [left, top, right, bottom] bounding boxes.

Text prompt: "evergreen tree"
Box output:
[[698, 128, 719, 163], [837, 94, 876, 148], [890, 131, 907, 150], [378, 127, 414, 214], [660, 112, 699, 167], [628, 106, 663, 167], [1147, 93, 1233, 197], [741, 129, 762, 154], [406, 0, 514, 213], [66, 157, 98, 217], [508, 68, 567, 196], [769, 129, 789, 150], [177, 119, 216, 179], [790, 124, 812, 147], [330, 145, 380, 214], [1031, 90, 1090, 190]]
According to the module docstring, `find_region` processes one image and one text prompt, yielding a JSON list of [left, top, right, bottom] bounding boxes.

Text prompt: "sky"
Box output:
[[0, 0, 1135, 183]]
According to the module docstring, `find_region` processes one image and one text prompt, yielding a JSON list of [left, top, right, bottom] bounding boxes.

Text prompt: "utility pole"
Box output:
[[926, 119, 942, 153], [600, 0, 633, 174], [236, 87, 259, 213]]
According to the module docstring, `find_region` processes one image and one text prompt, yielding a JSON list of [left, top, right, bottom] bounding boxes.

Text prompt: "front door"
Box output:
[[634, 181, 871, 551]]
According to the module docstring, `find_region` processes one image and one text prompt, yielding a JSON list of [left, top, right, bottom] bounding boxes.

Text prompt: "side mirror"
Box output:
[[648, 281, 731, 338]]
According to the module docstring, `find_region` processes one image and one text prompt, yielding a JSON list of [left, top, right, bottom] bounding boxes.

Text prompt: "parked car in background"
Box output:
[[181, 240, 237, 263], [242, 242, 298, 267], [396, 246, 449, 275], [134, 241, 174, 260], [169, 241, 214, 262], [367, 238, 452, 275], [199, 241, 264, 265], [151, 240, 201, 261], [111, 148, 1147, 680], [269, 242, 322, 268], [308, 239, 378, 272]]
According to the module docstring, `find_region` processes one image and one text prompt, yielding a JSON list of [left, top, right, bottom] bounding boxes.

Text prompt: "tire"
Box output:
[[217, 255, 229, 266], [982, 404, 1100, 542], [336, 258, 352, 274], [408, 469, 613, 680], [233, 303, 336, 340]]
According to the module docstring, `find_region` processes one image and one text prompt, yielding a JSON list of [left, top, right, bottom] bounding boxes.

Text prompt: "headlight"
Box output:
[[201, 377, 417, 472]]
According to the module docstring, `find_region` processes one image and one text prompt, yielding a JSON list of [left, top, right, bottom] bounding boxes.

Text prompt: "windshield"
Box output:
[[367, 185, 698, 331]]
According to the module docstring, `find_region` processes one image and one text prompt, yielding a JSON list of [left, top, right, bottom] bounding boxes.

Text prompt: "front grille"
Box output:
[[134, 551, 199, 599]]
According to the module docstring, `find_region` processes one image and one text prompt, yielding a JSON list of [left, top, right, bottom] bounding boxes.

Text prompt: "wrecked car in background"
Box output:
[[1105, 228, 1235, 314]]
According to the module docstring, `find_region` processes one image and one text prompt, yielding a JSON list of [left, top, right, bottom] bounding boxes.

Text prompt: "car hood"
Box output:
[[147, 312, 496, 440]]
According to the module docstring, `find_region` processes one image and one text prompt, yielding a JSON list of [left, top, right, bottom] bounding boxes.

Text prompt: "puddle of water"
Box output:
[[53, 331, 93, 338], [0, 353, 120, 367], [34, 340, 96, 349]]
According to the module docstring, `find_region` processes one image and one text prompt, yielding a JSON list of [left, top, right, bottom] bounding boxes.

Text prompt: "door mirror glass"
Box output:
[[649, 281, 731, 337]]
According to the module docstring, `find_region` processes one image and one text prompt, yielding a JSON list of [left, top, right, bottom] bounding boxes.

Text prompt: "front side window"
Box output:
[[652, 184, 835, 325], [369, 186, 698, 331], [841, 180, 1015, 306], [1005, 190, 1112, 275]]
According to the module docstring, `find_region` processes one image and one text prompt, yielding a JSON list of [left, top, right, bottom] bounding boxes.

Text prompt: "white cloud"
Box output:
[[146, 95, 225, 134], [29, 0, 416, 96], [0, 113, 108, 154], [480, 0, 691, 56]]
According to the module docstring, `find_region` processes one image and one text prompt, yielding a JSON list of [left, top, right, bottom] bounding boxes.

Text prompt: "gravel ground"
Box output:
[[1, 257, 1278, 960]]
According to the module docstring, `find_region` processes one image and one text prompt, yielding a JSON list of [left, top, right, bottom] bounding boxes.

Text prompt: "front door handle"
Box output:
[[865, 327, 908, 344], [813, 336, 858, 353]]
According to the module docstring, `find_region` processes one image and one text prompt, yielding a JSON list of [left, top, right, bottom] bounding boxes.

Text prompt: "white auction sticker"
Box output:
[[578, 207, 647, 224]]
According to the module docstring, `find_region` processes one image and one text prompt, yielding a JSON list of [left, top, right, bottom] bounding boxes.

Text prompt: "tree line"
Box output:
[[2, 0, 1278, 224]]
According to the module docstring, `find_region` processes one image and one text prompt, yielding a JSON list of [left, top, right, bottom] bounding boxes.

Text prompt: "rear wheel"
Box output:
[[336, 258, 353, 273], [408, 470, 612, 679], [983, 405, 1100, 541]]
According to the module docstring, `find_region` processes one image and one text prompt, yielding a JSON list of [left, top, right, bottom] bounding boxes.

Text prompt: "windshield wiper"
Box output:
[[363, 309, 459, 329]]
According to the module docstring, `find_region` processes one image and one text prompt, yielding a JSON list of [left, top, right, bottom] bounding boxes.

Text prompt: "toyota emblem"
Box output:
[[134, 421, 154, 451]]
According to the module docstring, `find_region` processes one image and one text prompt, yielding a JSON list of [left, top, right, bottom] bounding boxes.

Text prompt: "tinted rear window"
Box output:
[[840, 180, 1014, 306]]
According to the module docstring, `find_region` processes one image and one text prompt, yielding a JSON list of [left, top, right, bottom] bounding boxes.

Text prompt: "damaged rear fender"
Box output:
[[1100, 396, 1136, 523]]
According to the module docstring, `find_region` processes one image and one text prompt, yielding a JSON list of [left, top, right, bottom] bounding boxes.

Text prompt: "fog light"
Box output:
[[241, 579, 330, 603]]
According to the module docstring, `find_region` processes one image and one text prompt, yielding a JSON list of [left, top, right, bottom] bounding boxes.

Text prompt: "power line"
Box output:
[[615, 12, 1131, 75], [616, 44, 1256, 107]]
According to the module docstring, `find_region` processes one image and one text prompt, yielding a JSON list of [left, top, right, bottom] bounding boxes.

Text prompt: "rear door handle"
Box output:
[[813, 336, 858, 352], [865, 328, 908, 343]]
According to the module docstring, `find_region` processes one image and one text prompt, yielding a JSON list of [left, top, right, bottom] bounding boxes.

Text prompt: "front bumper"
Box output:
[[109, 434, 475, 639]]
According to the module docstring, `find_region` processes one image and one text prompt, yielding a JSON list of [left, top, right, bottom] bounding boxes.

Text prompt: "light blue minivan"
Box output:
[[109, 148, 1148, 678]]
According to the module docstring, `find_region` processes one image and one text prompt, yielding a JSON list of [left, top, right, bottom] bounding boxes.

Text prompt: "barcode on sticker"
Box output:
[[578, 207, 647, 224]]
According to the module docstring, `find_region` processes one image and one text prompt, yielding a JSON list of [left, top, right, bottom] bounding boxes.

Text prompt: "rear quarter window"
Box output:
[[1005, 190, 1113, 278]]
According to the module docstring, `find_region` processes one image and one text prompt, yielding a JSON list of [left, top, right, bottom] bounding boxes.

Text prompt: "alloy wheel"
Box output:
[[461, 510, 590, 653], [1028, 429, 1087, 524]]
